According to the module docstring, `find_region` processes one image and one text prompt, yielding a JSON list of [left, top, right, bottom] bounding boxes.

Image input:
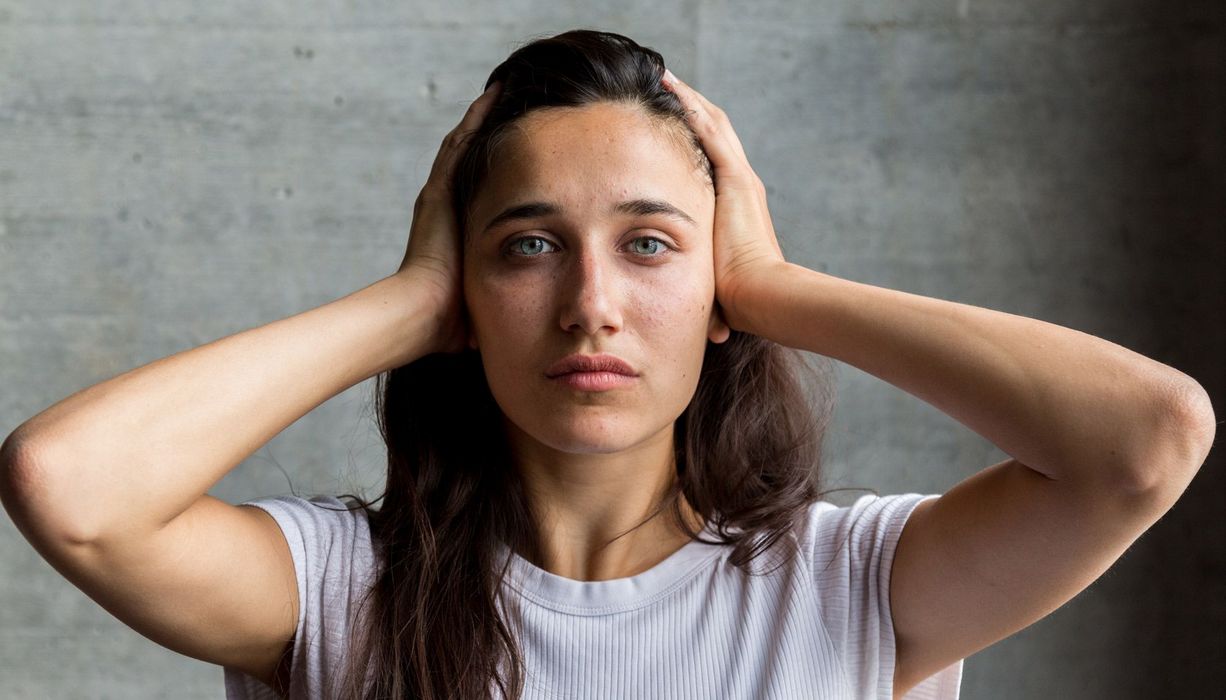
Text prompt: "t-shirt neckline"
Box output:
[[495, 521, 726, 615]]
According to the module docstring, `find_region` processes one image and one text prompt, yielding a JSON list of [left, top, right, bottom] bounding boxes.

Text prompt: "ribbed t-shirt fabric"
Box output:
[[223, 492, 963, 699]]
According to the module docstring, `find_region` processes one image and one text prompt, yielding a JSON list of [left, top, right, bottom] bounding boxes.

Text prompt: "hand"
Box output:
[[660, 69, 788, 335], [394, 81, 502, 354]]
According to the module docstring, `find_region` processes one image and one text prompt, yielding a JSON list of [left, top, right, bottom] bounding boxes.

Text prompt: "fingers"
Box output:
[[452, 81, 503, 143], [426, 81, 503, 194], [661, 70, 759, 190]]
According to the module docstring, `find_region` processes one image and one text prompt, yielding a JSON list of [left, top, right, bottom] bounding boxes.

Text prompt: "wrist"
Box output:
[[723, 261, 809, 340], [356, 274, 447, 371]]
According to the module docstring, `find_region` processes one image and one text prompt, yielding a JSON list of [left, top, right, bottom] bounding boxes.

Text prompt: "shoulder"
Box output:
[[240, 495, 371, 545], [226, 494, 377, 697], [799, 492, 940, 625], [799, 493, 958, 699], [237, 493, 377, 601], [801, 492, 937, 571]]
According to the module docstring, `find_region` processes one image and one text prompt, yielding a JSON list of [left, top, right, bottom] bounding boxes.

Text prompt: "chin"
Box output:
[[506, 410, 650, 455], [542, 419, 644, 454], [543, 438, 633, 455]]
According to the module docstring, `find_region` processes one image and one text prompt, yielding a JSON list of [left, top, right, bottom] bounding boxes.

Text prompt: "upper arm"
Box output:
[[22, 493, 298, 692], [888, 457, 1178, 696]]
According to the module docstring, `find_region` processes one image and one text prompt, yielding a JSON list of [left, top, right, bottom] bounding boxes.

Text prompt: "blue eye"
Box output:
[[632, 236, 671, 256], [507, 236, 556, 256], [502, 235, 666, 259]]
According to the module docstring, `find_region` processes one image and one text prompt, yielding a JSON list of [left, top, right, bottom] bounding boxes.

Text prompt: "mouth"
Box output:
[[548, 370, 639, 392], [543, 352, 638, 379], [544, 352, 639, 392]]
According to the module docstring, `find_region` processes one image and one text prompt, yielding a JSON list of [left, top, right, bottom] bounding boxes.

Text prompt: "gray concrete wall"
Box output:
[[1, 2, 1221, 697]]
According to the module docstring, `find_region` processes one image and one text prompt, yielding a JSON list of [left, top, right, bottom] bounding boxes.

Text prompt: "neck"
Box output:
[[504, 417, 706, 581]]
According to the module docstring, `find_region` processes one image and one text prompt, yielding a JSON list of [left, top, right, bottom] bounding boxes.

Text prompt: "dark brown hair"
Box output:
[[322, 28, 840, 700]]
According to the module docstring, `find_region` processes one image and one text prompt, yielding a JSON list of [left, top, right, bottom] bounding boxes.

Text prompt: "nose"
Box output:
[[558, 246, 623, 336]]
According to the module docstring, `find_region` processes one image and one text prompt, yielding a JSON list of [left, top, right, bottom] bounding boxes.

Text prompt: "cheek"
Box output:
[[640, 279, 713, 373], [645, 270, 713, 323], [465, 270, 550, 345]]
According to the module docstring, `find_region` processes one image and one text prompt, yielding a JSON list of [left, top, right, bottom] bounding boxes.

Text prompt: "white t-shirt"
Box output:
[[223, 492, 963, 699]]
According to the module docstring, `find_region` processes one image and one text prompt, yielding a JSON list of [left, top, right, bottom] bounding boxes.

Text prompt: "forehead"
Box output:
[[476, 102, 710, 220]]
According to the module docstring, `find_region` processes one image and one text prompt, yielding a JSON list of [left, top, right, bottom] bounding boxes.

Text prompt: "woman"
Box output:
[[0, 29, 1213, 700]]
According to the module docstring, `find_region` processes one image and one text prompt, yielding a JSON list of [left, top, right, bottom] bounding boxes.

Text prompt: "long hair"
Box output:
[[324, 28, 839, 699]]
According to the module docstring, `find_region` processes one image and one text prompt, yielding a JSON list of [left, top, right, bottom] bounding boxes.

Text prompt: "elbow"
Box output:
[[1158, 374, 1216, 476], [1174, 376, 1218, 458], [1118, 374, 1216, 500], [1, 432, 98, 549], [2, 434, 51, 545], [0, 429, 40, 499], [1, 422, 64, 483], [0, 428, 61, 499]]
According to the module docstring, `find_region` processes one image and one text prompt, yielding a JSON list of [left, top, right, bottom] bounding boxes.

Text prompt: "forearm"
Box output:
[[2, 273, 437, 542], [736, 262, 1212, 492]]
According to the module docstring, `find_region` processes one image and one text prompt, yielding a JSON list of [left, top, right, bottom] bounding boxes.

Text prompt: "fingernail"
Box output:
[[663, 68, 677, 85]]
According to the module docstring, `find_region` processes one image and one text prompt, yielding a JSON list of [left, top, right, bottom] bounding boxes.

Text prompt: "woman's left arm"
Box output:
[[662, 69, 1216, 697], [731, 261, 1213, 496]]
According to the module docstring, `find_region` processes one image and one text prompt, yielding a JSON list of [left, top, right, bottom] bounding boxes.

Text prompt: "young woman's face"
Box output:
[[463, 101, 728, 454]]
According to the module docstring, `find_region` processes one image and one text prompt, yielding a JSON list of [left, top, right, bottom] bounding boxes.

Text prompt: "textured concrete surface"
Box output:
[[1, 2, 1221, 697]]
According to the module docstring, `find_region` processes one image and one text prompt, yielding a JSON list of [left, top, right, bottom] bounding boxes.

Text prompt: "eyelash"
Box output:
[[503, 235, 672, 259]]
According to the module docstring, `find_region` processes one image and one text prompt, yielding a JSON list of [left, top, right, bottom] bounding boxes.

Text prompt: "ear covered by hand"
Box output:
[[661, 68, 789, 337], [396, 81, 503, 355]]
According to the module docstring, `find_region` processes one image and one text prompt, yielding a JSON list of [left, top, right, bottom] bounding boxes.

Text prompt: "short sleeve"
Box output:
[[805, 493, 964, 700], [222, 495, 376, 700]]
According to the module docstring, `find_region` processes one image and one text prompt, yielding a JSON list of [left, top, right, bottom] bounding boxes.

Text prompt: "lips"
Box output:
[[544, 353, 638, 378]]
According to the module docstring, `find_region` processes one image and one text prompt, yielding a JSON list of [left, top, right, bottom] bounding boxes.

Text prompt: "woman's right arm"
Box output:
[[0, 272, 442, 690], [0, 81, 500, 691], [1, 272, 439, 544]]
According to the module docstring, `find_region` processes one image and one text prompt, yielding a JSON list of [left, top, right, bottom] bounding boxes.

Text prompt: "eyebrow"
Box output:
[[481, 198, 697, 235]]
